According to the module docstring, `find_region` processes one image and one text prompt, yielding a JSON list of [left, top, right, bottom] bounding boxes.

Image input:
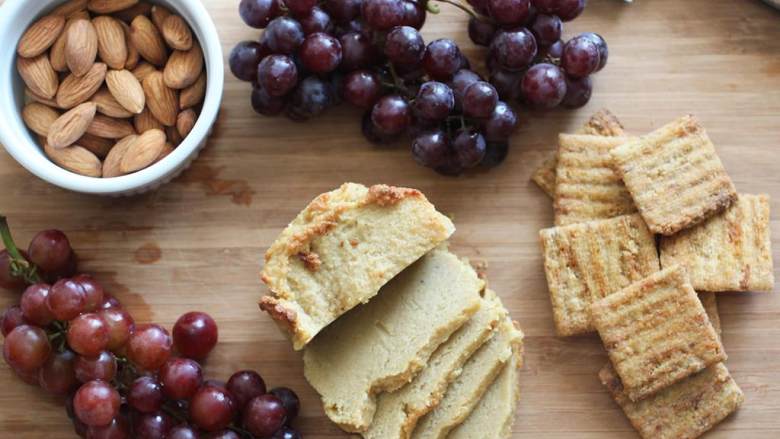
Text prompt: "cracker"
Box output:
[[599, 363, 744, 439], [591, 265, 726, 401], [532, 109, 625, 197], [554, 134, 637, 226], [660, 194, 774, 292], [610, 115, 737, 235], [539, 214, 660, 336], [697, 292, 721, 336]]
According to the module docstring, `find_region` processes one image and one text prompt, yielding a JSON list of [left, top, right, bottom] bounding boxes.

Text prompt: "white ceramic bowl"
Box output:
[[0, 0, 224, 196]]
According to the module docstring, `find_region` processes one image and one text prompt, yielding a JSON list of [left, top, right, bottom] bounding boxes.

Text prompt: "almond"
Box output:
[[112, 2, 153, 23], [91, 87, 133, 118], [124, 24, 140, 70], [65, 18, 98, 77], [143, 71, 179, 126], [51, 0, 89, 17], [154, 142, 175, 164], [48, 102, 97, 148], [76, 133, 114, 158], [176, 109, 197, 139], [106, 69, 145, 114], [103, 134, 137, 177], [120, 128, 166, 173], [150, 5, 172, 32], [44, 142, 102, 177], [180, 72, 206, 109], [87, 114, 136, 139], [25, 87, 62, 109], [87, 0, 139, 14], [17, 55, 59, 99], [18, 15, 66, 58], [161, 15, 192, 51], [50, 13, 91, 72], [22, 103, 61, 137], [130, 15, 167, 67], [134, 108, 164, 133], [166, 125, 183, 147], [163, 43, 202, 89], [93, 16, 127, 70], [131, 62, 157, 82], [57, 62, 107, 109]]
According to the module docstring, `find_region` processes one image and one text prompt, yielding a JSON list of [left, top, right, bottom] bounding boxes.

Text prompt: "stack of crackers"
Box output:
[[533, 111, 774, 439]]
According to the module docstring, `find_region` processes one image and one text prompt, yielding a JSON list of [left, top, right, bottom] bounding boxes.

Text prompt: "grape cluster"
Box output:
[[0, 217, 302, 439]]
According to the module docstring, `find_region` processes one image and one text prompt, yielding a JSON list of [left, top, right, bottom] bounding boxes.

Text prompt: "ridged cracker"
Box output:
[[554, 134, 638, 226], [539, 214, 660, 336], [660, 194, 774, 292], [591, 265, 726, 401], [599, 362, 743, 439], [610, 115, 737, 235], [532, 109, 626, 197], [697, 292, 721, 336]]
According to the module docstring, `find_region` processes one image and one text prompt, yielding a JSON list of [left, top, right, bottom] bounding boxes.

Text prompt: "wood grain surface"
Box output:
[[1, 0, 779, 437]]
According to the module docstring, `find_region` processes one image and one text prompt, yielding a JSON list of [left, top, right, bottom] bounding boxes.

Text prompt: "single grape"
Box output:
[[128, 376, 164, 413], [243, 394, 287, 437], [483, 101, 518, 141], [75, 351, 117, 383], [413, 82, 455, 122], [272, 427, 303, 439], [265, 17, 305, 54], [257, 55, 299, 97], [384, 26, 424, 65], [556, 0, 585, 21], [99, 294, 121, 310], [453, 129, 487, 168], [466, 0, 490, 15], [27, 230, 72, 275], [490, 28, 537, 71], [251, 86, 287, 116], [300, 32, 343, 73], [1, 306, 27, 337], [160, 357, 203, 400], [3, 324, 51, 371], [285, 0, 318, 16], [226, 370, 267, 410], [47, 278, 87, 321], [286, 76, 335, 120], [325, 0, 362, 24], [547, 39, 563, 58], [13, 365, 40, 386], [190, 385, 237, 432], [580, 32, 608, 71], [530, 14, 562, 47], [489, 69, 522, 101], [482, 141, 509, 167], [487, 0, 531, 27], [239, 0, 281, 28], [362, 111, 400, 144], [68, 313, 110, 358], [521, 62, 567, 108], [72, 417, 89, 438], [229, 41, 267, 82], [127, 324, 172, 371], [462, 81, 498, 119], [412, 130, 450, 168], [205, 431, 240, 439], [299, 6, 334, 35], [422, 39, 462, 80], [341, 70, 382, 108], [467, 18, 496, 47], [561, 75, 592, 108], [270, 387, 301, 421], [434, 154, 465, 176], [362, 0, 406, 31], [401, 1, 426, 29], [167, 425, 200, 439], [21, 283, 54, 326], [0, 250, 28, 290], [39, 349, 77, 395], [561, 35, 600, 78], [339, 32, 380, 71], [86, 416, 129, 439], [98, 307, 134, 352], [531, 0, 557, 13], [449, 69, 481, 111], [371, 95, 411, 135], [133, 412, 174, 439], [73, 275, 104, 312], [74, 380, 120, 427]]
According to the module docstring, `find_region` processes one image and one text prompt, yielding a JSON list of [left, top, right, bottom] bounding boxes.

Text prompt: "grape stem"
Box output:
[[0, 215, 41, 284]]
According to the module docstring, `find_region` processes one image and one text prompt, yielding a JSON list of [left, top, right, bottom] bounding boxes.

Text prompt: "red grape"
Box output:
[[190, 385, 237, 432], [168, 425, 200, 439], [0, 249, 28, 290], [75, 351, 117, 382], [27, 229, 73, 275], [401, 1, 426, 29], [243, 394, 287, 437], [489, 69, 522, 101], [557, 0, 586, 21], [521, 63, 567, 108], [86, 416, 129, 439], [68, 313, 110, 358], [339, 32, 380, 71], [467, 17, 496, 47], [257, 55, 299, 97], [341, 70, 382, 108], [270, 387, 301, 421], [483, 101, 518, 141], [127, 324, 172, 371], [487, 0, 531, 27], [412, 130, 450, 168], [450, 69, 481, 110], [239, 0, 281, 28], [264, 17, 305, 54], [561, 35, 600, 78], [229, 41, 268, 82], [422, 39, 462, 80], [74, 380, 121, 427], [530, 14, 562, 47], [251, 86, 287, 116], [128, 376, 164, 413], [38, 349, 78, 395], [299, 6, 333, 35], [227, 370, 267, 409], [286, 0, 318, 16], [325, 0, 362, 24], [371, 95, 411, 135], [562, 75, 592, 108], [547, 39, 564, 58], [413, 81, 455, 122], [98, 307, 134, 351], [14, 365, 41, 385], [1, 305, 27, 336], [490, 28, 537, 72], [362, 0, 405, 31], [3, 324, 51, 371], [133, 412, 174, 439], [467, 0, 490, 15], [20, 283, 54, 326], [384, 26, 424, 65], [453, 129, 487, 168], [205, 431, 239, 439], [580, 32, 608, 71], [73, 275, 104, 312], [462, 81, 498, 118], [173, 312, 218, 360], [272, 427, 302, 439], [160, 357, 203, 400], [482, 141, 509, 167], [47, 278, 87, 321], [286, 76, 335, 120], [362, 111, 400, 144], [299, 32, 343, 73], [99, 294, 121, 310]]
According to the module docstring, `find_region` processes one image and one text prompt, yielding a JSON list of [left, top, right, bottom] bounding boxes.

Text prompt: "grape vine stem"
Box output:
[[0, 214, 41, 283]]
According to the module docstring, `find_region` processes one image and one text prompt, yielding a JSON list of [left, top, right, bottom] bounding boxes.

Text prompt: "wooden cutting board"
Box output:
[[1, 0, 778, 437]]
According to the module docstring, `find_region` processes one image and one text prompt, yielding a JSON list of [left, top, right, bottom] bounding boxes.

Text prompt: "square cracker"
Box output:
[[591, 265, 726, 401], [599, 362, 744, 439], [539, 214, 660, 336], [532, 109, 625, 197], [660, 194, 774, 292], [554, 134, 638, 226], [697, 292, 721, 336], [610, 115, 737, 235]]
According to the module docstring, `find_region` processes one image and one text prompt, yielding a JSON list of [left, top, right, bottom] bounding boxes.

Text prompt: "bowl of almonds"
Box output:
[[0, 0, 224, 195]]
